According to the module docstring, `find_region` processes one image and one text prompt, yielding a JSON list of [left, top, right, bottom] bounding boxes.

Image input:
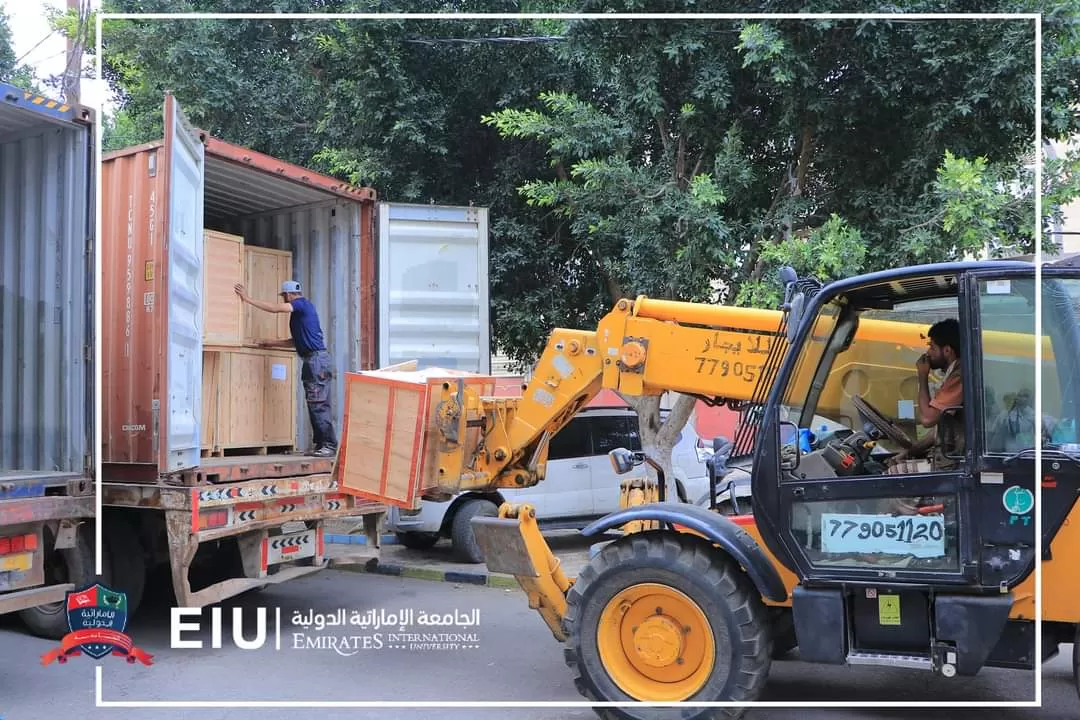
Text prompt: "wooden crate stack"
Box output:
[[201, 229, 298, 456]]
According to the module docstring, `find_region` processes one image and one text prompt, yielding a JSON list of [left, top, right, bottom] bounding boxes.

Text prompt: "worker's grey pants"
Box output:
[[301, 350, 337, 450]]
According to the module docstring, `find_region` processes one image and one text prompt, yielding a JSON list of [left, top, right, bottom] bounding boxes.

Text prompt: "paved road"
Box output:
[[0, 570, 1074, 720]]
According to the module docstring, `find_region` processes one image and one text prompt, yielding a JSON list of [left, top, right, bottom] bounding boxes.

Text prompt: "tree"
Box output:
[[482, 4, 1049, 487], [0, 10, 38, 91]]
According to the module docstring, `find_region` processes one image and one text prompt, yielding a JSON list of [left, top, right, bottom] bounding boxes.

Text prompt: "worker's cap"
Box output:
[[281, 280, 302, 294]]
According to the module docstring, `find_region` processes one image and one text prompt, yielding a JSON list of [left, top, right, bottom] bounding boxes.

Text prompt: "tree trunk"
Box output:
[[621, 392, 697, 502]]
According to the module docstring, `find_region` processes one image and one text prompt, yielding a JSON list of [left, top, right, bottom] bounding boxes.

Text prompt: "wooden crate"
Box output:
[[336, 367, 497, 509], [243, 246, 293, 344], [202, 229, 245, 345], [201, 345, 298, 453]]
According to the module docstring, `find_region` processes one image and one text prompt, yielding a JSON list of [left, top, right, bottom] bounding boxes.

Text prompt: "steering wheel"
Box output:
[[851, 394, 915, 450]]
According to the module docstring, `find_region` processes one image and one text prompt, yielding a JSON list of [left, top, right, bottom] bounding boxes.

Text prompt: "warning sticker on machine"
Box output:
[[878, 595, 901, 626]]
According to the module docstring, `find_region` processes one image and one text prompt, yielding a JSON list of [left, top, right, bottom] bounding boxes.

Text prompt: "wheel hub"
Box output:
[[597, 582, 715, 702], [633, 614, 684, 667]]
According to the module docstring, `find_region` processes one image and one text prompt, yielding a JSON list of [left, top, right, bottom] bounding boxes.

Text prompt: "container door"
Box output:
[[377, 203, 490, 373], [162, 95, 205, 472]]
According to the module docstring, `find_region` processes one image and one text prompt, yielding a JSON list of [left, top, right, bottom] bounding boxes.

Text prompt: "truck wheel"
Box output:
[[103, 515, 146, 618], [19, 521, 98, 640], [450, 498, 498, 564], [563, 532, 771, 719], [396, 532, 439, 550]]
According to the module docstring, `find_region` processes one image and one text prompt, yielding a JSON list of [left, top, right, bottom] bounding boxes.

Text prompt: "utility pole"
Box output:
[[61, 0, 85, 105]]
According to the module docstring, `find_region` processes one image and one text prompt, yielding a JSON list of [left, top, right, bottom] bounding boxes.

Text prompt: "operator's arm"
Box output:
[[916, 375, 939, 427], [916, 355, 962, 428], [915, 354, 941, 427], [234, 284, 294, 313]]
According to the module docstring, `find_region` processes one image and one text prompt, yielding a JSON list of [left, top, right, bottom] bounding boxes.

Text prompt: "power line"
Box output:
[[402, 35, 565, 45], [15, 32, 58, 65]]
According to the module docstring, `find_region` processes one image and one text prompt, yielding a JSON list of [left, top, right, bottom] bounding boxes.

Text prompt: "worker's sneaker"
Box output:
[[312, 445, 337, 458]]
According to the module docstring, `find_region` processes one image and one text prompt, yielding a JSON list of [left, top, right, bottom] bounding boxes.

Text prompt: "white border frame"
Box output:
[[95, 8, 1045, 712]]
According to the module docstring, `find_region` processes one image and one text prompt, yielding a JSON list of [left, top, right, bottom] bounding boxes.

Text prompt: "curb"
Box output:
[[328, 556, 520, 590], [325, 533, 399, 545]]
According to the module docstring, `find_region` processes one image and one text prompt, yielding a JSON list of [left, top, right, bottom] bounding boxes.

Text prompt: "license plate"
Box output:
[[0, 552, 33, 572], [266, 530, 316, 565]]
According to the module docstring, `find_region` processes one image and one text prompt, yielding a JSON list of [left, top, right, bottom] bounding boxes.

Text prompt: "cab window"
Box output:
[[981, 276, 1080, 453]]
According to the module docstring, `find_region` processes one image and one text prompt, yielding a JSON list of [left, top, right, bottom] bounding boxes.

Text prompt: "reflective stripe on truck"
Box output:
[[0, 529, 44, 592]]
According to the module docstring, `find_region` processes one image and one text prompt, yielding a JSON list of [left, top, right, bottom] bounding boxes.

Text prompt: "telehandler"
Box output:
[[349, 258, 1080, 717]]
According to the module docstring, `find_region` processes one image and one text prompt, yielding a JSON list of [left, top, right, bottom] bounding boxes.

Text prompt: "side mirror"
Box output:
[[786, 292, 805, 343], [779, 420, 801, 470], [608, 447, 644, 475]]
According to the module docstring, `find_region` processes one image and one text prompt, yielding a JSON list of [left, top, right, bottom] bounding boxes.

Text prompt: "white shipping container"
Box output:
[[377, 202, 490, 374]]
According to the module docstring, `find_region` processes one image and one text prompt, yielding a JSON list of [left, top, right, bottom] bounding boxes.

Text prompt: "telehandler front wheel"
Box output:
[[563, 531, 771, 720]]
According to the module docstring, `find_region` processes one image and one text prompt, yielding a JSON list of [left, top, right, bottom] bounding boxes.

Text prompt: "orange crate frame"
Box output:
[[336, 372, 430, 509]]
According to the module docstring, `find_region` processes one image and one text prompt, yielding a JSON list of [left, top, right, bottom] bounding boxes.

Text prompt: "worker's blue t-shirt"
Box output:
[[289, 297, 326, 354]]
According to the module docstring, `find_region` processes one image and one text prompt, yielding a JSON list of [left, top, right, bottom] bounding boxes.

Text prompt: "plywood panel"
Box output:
[[203, 230, 244, 344], [337, 374, 427, 508], [384, 393, 423, 501], [244, 246, 292, 343], [201, 345, 298, 453], [263, 353, 297, 445], [225, 351, 265, 447], [200, 350, 221, 450]]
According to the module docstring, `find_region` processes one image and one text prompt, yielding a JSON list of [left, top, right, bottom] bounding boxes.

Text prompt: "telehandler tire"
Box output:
[[563, 530, 771, 720]]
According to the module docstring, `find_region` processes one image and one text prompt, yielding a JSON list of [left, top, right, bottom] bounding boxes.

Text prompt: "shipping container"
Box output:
[[0, 82, 94, 480], [0, 81, 96, 637], [98, 95, 384, 613], [376, 202, 490, 373], [101, 96, 377, 476]]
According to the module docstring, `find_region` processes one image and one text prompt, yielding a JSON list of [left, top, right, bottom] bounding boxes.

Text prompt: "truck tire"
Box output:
[[103, 515, 146, 619], [450, 498, 498, 564], [395, 531, 439, 550], [19, 521, 98, 640], [563, 531, 771, 719]]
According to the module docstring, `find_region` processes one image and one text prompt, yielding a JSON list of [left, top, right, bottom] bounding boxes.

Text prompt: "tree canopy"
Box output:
[[100, 2, 1078, 481]]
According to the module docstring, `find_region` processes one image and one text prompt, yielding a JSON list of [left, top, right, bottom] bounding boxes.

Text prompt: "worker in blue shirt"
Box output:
[[234, 280, 337, 458]]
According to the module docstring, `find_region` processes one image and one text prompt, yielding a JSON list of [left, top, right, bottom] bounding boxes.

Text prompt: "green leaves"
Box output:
[[737, 214, 867, 308], [99, 3, 1070, 371]]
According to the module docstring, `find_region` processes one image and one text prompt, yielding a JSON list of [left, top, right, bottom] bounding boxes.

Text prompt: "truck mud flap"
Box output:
[[265, 528, 318, 566]]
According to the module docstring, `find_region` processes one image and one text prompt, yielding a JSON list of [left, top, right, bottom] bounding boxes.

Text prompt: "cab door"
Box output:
[[757, 272, 986, 588], [970, 268, 1080, 590]]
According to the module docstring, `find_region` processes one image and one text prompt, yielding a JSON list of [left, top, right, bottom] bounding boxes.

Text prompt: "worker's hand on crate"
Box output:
[[234, 283, 249, 301]]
